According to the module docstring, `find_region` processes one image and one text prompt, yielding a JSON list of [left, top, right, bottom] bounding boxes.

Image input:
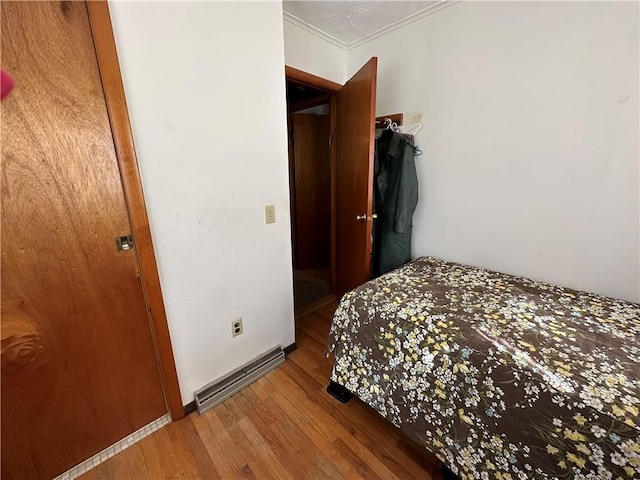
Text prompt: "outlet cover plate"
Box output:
[[232, 318, 243, 337]]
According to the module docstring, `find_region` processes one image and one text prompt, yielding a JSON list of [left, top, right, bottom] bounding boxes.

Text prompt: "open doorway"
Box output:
[[286, 77, 334, 316], [285, 59, 378, 314]]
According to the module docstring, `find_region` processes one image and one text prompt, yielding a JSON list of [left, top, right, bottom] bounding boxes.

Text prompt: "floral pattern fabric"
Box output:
[[327, 257, 640, 479]]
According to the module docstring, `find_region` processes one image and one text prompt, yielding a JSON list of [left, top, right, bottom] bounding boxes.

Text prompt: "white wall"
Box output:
[[283, 19, 347, 84], [109, 1, 295, 404], [348, 1, 639, 302]]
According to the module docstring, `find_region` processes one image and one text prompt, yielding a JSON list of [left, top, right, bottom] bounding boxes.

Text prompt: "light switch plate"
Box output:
[[265, 205, 276, 224]]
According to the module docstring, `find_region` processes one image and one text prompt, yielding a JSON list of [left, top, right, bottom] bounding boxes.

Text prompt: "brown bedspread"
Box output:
[[327, 257, 640, 479]]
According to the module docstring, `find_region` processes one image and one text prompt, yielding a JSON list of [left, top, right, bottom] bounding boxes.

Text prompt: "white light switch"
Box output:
[[265, 205, 276, 224]]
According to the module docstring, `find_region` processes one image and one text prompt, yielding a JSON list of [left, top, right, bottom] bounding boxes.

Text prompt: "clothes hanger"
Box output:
[[377, 116, 422, 156], [399, 122, 422, 136], [398, 123, 423, 157]]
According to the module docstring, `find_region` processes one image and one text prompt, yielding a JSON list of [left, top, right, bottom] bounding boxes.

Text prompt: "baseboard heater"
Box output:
[[194, 346, 285, 415]]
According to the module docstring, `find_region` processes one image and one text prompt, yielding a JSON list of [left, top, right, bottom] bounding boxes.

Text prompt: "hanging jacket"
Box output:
[[372, 129, 419, 277]]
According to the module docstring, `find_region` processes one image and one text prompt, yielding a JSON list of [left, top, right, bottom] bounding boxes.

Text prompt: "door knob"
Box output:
[[355, 214, 378, 221]]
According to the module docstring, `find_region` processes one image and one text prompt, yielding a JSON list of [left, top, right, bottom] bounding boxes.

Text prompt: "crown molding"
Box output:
[[348, 1, 461, 50], [283, 11, 348, 50], [283, 1, 460, 51]]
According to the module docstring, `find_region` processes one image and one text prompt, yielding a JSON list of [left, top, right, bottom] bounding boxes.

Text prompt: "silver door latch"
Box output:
[[115, 234, 134, 251]]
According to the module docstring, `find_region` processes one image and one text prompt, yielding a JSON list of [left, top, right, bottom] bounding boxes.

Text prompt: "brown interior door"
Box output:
[[293, 113, 331, 270], [334, 57, 378, 296], [1, 3, 167, 478]]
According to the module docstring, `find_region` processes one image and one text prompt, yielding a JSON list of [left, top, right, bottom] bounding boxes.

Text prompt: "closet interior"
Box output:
[[286, 79, 334, 316]]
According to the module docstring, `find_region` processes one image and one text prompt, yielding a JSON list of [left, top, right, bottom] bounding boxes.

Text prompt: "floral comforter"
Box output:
[[327, 257, 640, 479]]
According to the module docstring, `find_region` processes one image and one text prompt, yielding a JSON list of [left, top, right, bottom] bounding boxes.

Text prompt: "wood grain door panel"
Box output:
[[1, 3, 167, 478], [293, 113, 331, 270], [334, 58, 377, 296]]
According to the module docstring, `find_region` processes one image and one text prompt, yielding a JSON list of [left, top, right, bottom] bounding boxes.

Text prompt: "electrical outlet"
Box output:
[[265, 205, 276, 224], [232, 318, 243, 337]]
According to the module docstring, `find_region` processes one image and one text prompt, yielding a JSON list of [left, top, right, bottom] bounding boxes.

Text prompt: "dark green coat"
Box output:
[[372, 130, 419, 277]]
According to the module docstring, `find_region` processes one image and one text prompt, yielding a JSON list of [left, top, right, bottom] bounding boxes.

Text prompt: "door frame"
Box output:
[[87, 1, 183, 421], [285, 66, 341, 294]]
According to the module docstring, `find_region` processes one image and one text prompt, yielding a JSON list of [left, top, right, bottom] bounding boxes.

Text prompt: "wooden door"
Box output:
[[293, 113, 331, 270], [1, 3, 167, 478], [334, 58, 378, 296]]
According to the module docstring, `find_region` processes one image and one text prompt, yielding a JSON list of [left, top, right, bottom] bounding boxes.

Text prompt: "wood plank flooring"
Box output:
[[80, 301, 444, 479]]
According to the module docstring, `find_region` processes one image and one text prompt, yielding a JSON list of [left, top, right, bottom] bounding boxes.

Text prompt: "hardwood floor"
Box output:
[[80, 301, 444, 480]]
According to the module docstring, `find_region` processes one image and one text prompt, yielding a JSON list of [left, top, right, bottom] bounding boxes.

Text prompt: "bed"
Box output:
[[326, 257, 640, 479]]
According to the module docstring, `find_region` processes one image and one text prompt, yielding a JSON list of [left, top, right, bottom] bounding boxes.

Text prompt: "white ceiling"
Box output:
[[282, 1, 445, 47]]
